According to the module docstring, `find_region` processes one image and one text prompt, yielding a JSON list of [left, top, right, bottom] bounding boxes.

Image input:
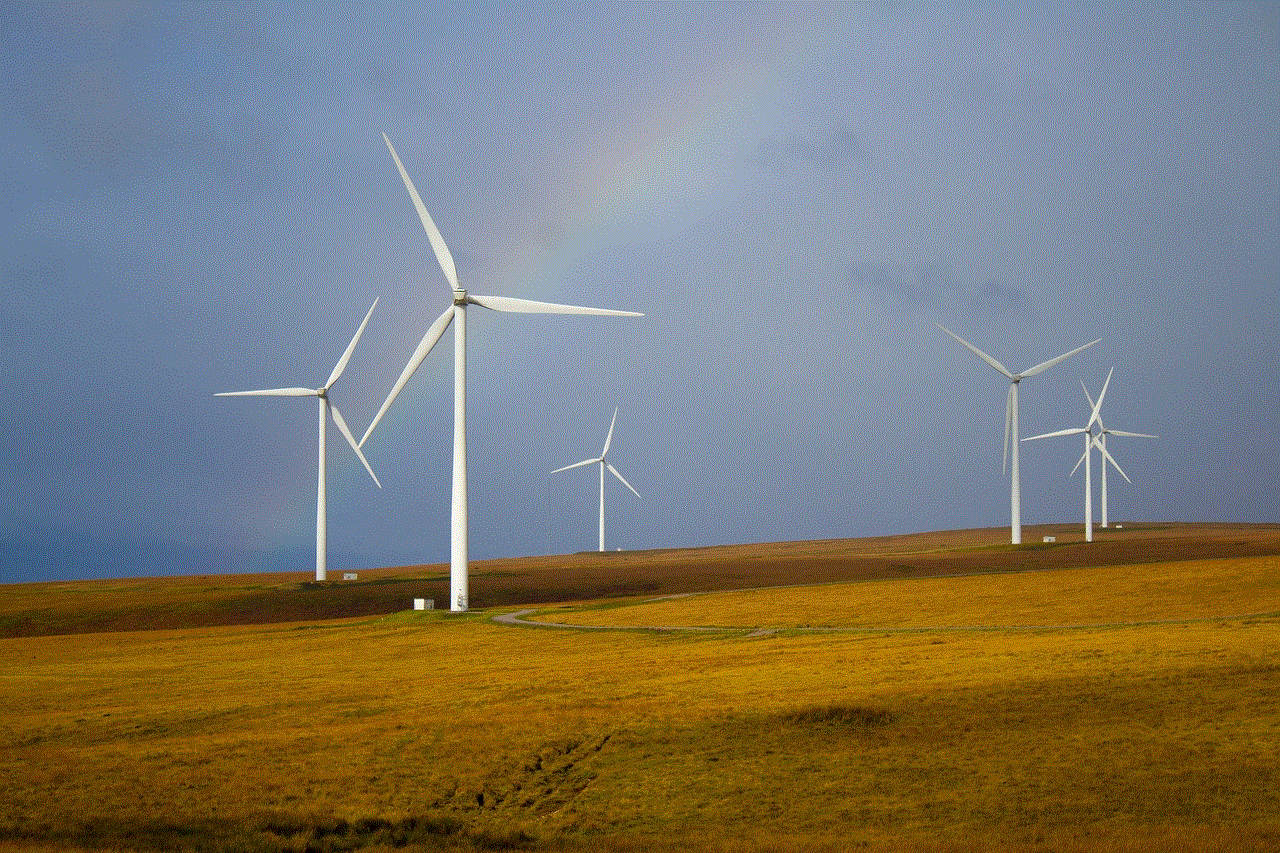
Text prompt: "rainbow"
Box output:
[[477, 56, 787, 300]]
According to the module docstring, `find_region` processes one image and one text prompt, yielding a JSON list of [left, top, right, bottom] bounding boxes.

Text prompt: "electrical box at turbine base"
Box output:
[[413, 598, 434, 611]]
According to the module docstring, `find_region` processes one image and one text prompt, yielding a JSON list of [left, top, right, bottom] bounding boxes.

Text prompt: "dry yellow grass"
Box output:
[[537, 553, 1280, 629], [6, 522, 1277, 638], [1, 529, 1278, 852]]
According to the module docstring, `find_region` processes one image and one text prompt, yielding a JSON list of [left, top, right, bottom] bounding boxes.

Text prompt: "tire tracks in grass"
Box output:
[[433, 734, 614, 818]]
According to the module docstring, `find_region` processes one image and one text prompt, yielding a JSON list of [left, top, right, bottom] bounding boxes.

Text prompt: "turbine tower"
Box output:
[[1022, 368, 1124, 542], [936, 323, 1099, 544], [217, 299, 382, 581], [360, 134, 642, 612], [1080, 373, 1156, 528], [552, 407, 641, 552]]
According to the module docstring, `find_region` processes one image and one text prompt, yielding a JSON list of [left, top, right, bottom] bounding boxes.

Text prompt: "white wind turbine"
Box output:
[[360, 134, 643, 612], [1080, 372, 1157, 528], [936, 323, 1100, 544], [1021, 368, 1124, 542], [216, 299, 382, 581], [552, 407, 641, 552]]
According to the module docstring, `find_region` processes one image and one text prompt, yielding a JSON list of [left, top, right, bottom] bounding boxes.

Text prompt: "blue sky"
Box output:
[[2, 2, 1276, 583]]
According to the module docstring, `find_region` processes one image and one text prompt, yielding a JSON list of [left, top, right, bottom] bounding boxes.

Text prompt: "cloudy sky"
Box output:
[[2, 2, 1276, 583]]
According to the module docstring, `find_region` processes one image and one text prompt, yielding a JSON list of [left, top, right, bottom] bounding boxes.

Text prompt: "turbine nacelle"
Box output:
[[1022, 368, 1125, 543], [214, 298, 383, 581], [936, 322, 1100, 545], [552, 407, 640, 552], [367, 134, 643, 608], [1078, 370, 1157, 527]]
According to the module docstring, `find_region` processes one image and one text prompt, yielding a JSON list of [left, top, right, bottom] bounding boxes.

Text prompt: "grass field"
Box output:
[[535, 553, 1279, 629], [1, 523, 1278, 852]]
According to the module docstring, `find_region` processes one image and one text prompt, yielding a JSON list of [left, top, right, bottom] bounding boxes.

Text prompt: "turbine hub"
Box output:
[[317, 387, 328, 399], [452, 288, 467, 305]]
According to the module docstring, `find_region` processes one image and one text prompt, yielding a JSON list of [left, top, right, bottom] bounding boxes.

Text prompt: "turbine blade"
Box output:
[[1022, 427, 1085, 441], [466, 293, 643, 316], [601, 407, 618, 456], [1080, 379, 1096, 408], [1019, 337, 1101, 378], [935, 323, 1014, 379], [360, 305, 455, 447], [215, 388, 317, 397], [325, 297, 379, 390], [1096, 440, 1131, 483], [607, 462, 641, 499], [1107, 430, 1157, 439], [1087, 367, 1113, 429], [330, 403, 382, 488], [551, 457, 599, 474], [1069, 445, 1087, 477], [1081, 379, 1106, 431], [382, 133, 458, 291]]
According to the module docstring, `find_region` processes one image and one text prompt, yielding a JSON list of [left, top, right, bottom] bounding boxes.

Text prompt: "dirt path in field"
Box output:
[[492, 603, 1280, 635], [491, 526, 1280, 633], [492, 608, 730, 632], [6, 522, 1278, 637]]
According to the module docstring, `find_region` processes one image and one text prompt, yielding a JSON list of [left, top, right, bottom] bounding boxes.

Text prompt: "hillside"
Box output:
[[3, 522, 1277, 637], [2, 522, 1277, 852]]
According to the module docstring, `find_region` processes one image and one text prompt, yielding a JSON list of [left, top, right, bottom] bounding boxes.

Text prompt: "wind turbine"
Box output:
[[1080, 373, 1156, 528], [216, 299, 382, 581], [360, 134, 642, 612], [552, 407, 641, 552], [936, 323, 1100, 544], [1021, 368, 1124, 542]]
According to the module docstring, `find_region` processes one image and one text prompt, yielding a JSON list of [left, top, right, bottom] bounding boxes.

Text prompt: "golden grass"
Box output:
[[5, 522, 1277, 638], [5, 611, 1276, 851], [1, 528, 1279, 851], [538, 553, 1280, 629]]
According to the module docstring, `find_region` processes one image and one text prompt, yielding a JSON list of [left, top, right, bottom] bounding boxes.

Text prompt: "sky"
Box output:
[[1, 2, 1277, 584]]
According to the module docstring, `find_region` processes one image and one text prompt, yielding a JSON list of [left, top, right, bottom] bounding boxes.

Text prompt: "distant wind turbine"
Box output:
[[936, 323, 1100, 544], [360, 134, 642, 612], [1022, 368, 1122, 543], [216, 299, 382, 581], [552, 407, 641, 552], [1080, 372, 1156, 528]]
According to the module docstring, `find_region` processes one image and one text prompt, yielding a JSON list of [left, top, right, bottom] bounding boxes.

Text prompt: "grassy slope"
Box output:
[[541, 553, 1280, 629], [3, 522, 1278, 638], [1, 523, 1278, 852]]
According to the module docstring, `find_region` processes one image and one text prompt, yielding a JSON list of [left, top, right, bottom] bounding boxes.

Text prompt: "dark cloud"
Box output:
[[849, 260, 1028, 315], [1, 3, 1275, 583], [760, 126, 869, 170]]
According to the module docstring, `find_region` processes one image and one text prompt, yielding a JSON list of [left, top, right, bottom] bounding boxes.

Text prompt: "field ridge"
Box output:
[[3, 522, 1278, 638]]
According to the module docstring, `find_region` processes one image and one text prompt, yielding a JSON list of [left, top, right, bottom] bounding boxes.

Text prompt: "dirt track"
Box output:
[[442, 521, 1280, 609]]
